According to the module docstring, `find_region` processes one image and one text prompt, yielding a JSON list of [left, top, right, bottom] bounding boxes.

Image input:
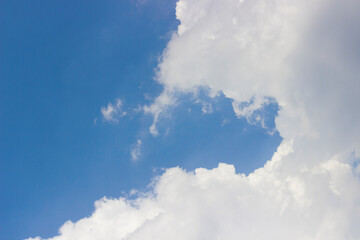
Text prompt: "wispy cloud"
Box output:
[[130, 139, 142, 161], [143, 90, 175, 136], [101, 99, 126, 123], [195, 99, 213, 114]]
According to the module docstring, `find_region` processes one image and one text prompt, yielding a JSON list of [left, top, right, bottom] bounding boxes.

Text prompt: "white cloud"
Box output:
[[143, 90, 175, 136], [27, 143, 360, 240], [147, 0, 360, 157], [130, 140, 142, 161], [29, 0, 360, 239], [101, 99, 127, 122]]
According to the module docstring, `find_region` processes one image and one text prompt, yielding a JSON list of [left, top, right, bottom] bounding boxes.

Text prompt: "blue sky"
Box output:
[[0, 1, 282, 239]]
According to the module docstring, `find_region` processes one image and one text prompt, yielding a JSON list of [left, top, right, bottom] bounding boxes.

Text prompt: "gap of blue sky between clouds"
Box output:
[[100, 89, 280, 162]]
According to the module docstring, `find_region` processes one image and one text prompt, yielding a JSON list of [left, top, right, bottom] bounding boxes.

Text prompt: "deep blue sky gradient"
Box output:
[[0, 1, 281, 239]]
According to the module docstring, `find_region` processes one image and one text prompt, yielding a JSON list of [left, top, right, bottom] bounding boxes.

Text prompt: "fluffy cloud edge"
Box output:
[[27, 140, 360, 240]]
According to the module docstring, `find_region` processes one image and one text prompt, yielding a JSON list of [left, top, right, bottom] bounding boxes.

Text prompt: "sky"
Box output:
[[0, 1, 280, 239], [1, 0, 360, 240]]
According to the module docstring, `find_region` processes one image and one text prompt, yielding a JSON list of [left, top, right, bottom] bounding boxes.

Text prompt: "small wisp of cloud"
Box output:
[[130, 139, 142, 161], [201, 102, 213, 114], [101, 99, 127, 123]]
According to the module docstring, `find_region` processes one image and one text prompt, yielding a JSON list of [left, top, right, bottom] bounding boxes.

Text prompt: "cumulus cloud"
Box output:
[[101, 99, 127, 122], [27, 143, 360, 240], [29, 0, 360, 239]]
